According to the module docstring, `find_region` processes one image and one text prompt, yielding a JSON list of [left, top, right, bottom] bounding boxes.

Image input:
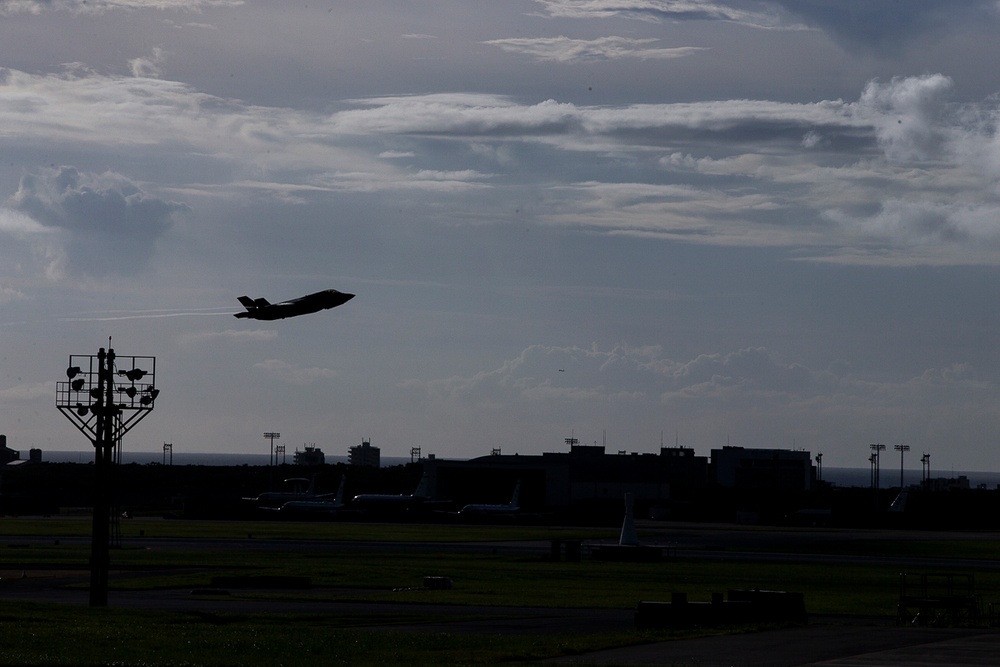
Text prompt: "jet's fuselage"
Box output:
[[234, 289, 355, 320]]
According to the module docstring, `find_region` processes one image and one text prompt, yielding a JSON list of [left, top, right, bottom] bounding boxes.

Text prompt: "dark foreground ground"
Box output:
[[2, 524, 999, 666], [1, 572, 996, 666]]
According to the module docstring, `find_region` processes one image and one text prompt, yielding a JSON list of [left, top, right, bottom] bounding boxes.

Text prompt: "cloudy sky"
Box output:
[[2, 1, 1000, 473]]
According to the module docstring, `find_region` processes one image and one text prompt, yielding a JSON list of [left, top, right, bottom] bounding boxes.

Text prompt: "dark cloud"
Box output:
[[761, 1, 996, 52], [534, 1, 999, 53], [8, 166, 189, 276]]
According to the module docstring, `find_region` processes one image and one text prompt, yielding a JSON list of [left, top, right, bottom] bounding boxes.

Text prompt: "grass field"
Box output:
[[1, 518, 999, 665]]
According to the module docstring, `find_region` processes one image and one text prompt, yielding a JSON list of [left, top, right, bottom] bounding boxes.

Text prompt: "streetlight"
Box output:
[[814, 452, 823, 482], [895, 444, 910, 488], [56, 343, 158, 607]]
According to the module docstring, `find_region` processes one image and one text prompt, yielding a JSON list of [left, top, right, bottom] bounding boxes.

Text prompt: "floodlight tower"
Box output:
[[895, 444, 910, 488], [869, 443, 885, 489], [264, 432, 281, 465], [264, 431, 280, 490], [56, 343, 158, 607]]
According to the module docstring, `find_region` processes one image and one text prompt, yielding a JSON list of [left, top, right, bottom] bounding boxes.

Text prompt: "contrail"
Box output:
[[56, 307, 234, 323]]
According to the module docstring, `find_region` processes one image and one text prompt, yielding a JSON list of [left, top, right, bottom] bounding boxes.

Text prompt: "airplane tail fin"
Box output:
[[413, 470, 431, 499], [509, 480, 520, 509], [334, 475, 347, 505], [237, 296, 257, 310]]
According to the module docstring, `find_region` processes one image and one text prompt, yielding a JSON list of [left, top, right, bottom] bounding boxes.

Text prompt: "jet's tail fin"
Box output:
[[509, 480, 520, 509], [237, 296, 272, 310]]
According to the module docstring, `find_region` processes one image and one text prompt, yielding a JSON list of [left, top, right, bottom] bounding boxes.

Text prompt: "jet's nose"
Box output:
[[342, 292, 355, 301]]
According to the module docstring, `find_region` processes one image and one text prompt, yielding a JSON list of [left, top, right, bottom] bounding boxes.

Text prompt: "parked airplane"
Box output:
[[244, 476, 316, 509], [278, 475, 348, 518], [460, 480, 521, 516], [233, 289, 355, 320], [350, 471, 439, 512]]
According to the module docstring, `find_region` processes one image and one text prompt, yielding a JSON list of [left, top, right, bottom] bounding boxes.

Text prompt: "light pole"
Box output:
[[264, 432, 281, 466], [56, 343, 158, 606], [264, 432, 280, 490], [921, 453, 931, 485], [895, 444, 910, 488], [814, 452, 823, 482], [869, 443, 885, 489]]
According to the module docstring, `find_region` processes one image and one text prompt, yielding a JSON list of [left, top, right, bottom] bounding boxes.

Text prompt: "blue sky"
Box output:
[[2, 0, 1000, 473]]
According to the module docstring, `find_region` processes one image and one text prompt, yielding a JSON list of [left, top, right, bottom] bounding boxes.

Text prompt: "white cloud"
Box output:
[[0, 208, 51, 237], [0, 0, 243, 15], [178, 328, 278, 347], [253, 359, 338, 385], [484, 36, 708, 62], [0, 285, 28, 304], [855, 74, 956, 162], [530, 0, 786, 27], [330, 93, 859, 138], [128, 47, 168, 78], [0, 382, 51, 401], [3, 63, 1000, 265]]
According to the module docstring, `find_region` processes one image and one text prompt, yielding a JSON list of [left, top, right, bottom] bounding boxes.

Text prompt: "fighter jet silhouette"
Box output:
[[234, 289, 355, 320]]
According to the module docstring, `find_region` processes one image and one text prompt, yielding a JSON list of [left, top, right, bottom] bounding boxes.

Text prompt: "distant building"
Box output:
[[424, 443, 710, 513], [349, 439, 380, 468], [711, 446, 814, 492], [924, 475, 971, 492], [0, 434, 19, 465], [293, 445, 325, 466]]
